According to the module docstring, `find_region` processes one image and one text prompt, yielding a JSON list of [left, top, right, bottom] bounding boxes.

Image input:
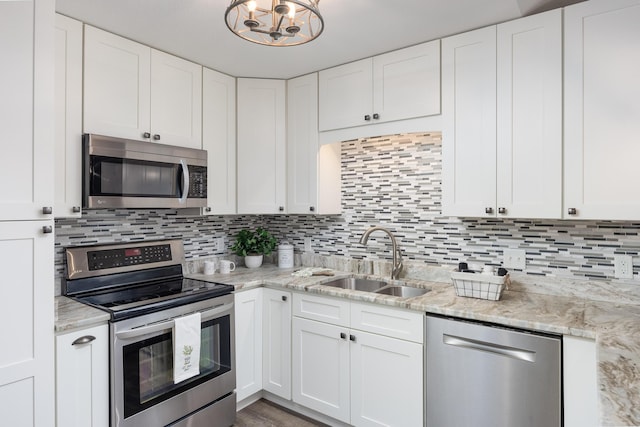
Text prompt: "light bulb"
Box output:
[[246, 0, 257, 12], [287, 2, 296, 19]]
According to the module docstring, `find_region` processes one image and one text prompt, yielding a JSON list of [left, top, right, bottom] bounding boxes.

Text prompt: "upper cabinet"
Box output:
[[83, 26, 202, 148], [236, 78, 286, 214], [564, 0, 640, 220], [54, 14, 83, 218], [287, 73, 341, 215], [202, 68, 236, 215], [442, 10, 562, 219], [318, 41, 440, 132]]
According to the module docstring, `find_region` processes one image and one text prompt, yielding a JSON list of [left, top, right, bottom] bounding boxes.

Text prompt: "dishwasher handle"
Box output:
[[443, 333, 536, 362]]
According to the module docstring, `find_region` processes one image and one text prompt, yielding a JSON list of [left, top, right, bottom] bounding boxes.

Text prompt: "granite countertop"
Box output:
[[55, 265, 640, 426]]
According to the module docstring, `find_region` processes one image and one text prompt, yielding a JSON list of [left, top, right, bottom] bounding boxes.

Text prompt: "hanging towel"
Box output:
[[173, 312, 201, 384]]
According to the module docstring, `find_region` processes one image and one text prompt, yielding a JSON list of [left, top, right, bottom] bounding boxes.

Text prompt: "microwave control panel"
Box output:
[[188, 166, 207, 198]]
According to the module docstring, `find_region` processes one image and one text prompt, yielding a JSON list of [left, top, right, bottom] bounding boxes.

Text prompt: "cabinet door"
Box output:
[[350, 331, 423, 427], [234, 289, 263, 402], [496, 10, 562, 219], [564, 0, 640, 220], [318, 58, 373, 131], [0, 221, 54, 427], [292, 317, 350, 423], [54, 14, 83, 218], [150, 50, 202, 148], [262, 289, 291, 400], [442, 26, 497, 217], [202, 68, 236, 214], [0, 0, 54, 221], [56, 324, 109, 427], [237, 78, 286, 214], [83, 25, 151, 141], [372, 40, 441, 123]]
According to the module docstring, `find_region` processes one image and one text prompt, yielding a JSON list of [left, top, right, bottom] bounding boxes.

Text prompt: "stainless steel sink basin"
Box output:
[[321, 277, 389, 292], [375, 285, 429, 298]]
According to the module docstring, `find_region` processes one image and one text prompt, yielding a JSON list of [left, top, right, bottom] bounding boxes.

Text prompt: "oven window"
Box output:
[[89, 155, 182, 197], [123, 315, 231, 418]]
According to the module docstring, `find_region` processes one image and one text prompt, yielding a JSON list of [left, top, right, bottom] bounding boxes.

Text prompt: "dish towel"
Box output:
[[173, 312, 201, 384]]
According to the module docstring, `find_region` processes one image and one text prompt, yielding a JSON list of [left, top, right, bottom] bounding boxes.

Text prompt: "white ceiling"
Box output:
[[55, 0, 584, 79]]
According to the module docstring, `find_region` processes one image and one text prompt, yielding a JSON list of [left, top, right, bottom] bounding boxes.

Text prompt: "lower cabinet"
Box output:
[[292, 293, 424, 426], [234, 288, 263, 402], [55, 323, 108, 427]]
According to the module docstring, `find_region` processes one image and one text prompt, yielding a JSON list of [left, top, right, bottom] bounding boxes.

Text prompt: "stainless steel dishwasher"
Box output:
[[426, 315, 561, 427]]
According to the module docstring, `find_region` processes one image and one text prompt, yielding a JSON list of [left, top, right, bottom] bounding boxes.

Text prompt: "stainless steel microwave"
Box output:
[[83, 134, 207, 209]]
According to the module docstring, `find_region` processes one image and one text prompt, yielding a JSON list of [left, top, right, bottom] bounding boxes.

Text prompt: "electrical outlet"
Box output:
[[216, 237, 225, 252], [503, 249, 526, 270], [614, 254, 633, 279], [304, 237, 313, 253]]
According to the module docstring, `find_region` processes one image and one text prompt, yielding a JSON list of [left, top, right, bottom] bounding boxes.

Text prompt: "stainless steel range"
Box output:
[[63, 239, 236, 427]]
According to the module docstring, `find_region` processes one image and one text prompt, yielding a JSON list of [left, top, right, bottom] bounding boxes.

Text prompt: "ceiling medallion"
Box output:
[[225, 0, 324, 47]]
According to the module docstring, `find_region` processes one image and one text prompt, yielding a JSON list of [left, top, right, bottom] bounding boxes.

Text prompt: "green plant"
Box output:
[[230, 228, 277, 256]]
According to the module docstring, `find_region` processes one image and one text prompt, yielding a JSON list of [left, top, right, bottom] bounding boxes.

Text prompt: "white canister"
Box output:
[[278, 242, 294, 268]]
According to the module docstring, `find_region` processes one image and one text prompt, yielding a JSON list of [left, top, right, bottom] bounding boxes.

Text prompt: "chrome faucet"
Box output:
[[358, 226, 403, 280]]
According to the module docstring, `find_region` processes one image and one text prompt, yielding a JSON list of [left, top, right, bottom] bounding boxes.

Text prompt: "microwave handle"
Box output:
[[179, 159, 190, 204], [115, 302, 233, 340]]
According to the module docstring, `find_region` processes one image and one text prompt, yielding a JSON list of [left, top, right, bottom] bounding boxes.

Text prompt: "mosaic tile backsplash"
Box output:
[[55, 132, 640, 294]]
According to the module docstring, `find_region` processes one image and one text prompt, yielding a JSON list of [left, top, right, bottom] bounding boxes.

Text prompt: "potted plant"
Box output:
[[230, 227, 277, 268]]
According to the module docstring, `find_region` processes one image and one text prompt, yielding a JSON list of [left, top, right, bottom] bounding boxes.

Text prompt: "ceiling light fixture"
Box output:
[[225, 0, 324, 47]]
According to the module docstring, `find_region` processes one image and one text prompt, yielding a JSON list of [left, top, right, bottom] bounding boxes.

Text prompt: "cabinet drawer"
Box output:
[[293, 293, 349, 327], [351, 302, 424, 343]]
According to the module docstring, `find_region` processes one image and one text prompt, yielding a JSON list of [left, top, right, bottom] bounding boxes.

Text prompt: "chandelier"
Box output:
[[225, 0, 324, 47]]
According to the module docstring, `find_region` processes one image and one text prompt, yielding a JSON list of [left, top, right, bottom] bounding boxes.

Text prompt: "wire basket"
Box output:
[[451, 271, 510, 301]]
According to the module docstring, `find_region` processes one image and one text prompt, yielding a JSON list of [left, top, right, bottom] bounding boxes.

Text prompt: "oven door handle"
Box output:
[[115, 302, 233, 340]]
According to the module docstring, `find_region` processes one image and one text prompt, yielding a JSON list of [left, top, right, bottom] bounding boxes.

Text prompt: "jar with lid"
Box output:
[[278, 242, 294, 268]]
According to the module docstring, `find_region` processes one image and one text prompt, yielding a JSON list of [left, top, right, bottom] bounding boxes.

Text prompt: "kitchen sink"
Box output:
[[321, 277, 390, 292], [375, 285, 429, 298], [321, 277, 429, 298]]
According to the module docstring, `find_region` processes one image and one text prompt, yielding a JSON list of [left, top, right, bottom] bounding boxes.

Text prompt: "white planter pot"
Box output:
[[244, 255, 263, 268]]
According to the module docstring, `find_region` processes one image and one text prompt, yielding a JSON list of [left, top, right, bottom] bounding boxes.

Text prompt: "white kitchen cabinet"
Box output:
[[564, 0, 640, 220], [84, 26, 202, 148], [0, 0, 55, 222], [319, 41, 440, 131], [563, 336, 598, 427], [287, 73, 341, 215], [234, 288, 263, 402], [0, 221, 55, 426], [202, 68, 236, 215], [262, 288, 292, 400], [236, 78, 286, 214], [54, 14, 83, 218], [55, 324, 109, 427], [292, 293, 424, 426], [443, 10, 562, 219]]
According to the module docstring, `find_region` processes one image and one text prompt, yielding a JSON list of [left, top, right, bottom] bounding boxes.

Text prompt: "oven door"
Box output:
[[111, 295, 235, 427]]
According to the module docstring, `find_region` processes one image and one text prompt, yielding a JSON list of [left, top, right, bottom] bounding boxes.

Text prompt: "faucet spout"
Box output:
[[358, 226, 403, 280]]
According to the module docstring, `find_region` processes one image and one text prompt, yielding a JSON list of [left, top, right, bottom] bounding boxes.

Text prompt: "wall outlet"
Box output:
[[503, 249, 526, 270], [614, 254, 633, 279], [216, 237, 225, 252], [304, 237, 313, 253]]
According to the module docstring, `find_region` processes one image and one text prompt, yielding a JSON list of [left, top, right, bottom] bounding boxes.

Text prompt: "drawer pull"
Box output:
[[72, 335, 96, 346]]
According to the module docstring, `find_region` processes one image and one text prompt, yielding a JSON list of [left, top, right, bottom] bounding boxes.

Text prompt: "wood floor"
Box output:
[[234, 399, 327, 427]]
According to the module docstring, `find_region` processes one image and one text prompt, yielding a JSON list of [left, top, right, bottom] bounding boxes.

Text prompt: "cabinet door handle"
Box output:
[[42, 206, 52, 215], [278, 206, 284, 212], [309, 206, 315, 212], [498, 207, 506, 214], [205, 207, 212, 212], [340, 332, 347, 340], [42, 225, 53, 234], [143, 132, 151, 139], [72, 335, 96, 346], [372, 113, 379, 120], [568, 208, 577, 215], [349, 334, 356, 342], [281, 295, 287, 302], [364, 115, 371, 121], [485, 207, 493, 214], [153, 134, 161, 141], [72, 206, 81, 213]]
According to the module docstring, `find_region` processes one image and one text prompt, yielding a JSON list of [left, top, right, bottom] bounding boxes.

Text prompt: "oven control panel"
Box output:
[[87, 244, 172, 270]]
